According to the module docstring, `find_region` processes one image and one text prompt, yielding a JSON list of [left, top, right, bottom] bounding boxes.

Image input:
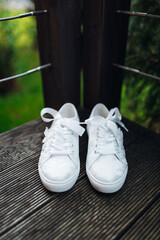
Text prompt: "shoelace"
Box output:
[[41, 108, 85, 157], [85, 107, 128, 155]]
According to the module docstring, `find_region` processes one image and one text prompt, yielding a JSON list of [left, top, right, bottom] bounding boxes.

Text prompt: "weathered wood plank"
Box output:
[[0, 119, 45, 171], [120, 198, 160, 240], [0, 113, 149, 233], [0, 120, 146, 189], [0, 109, 147, 172], [83, 0, 131, 109], [0, 119, 88, 234], [83, 0, 103, 108], [0, 110, 89, 172], [1, 115, 159, 239], [2, 113, 141, 188], [35, 0, 82, 108], [1, 143, 159, 239]]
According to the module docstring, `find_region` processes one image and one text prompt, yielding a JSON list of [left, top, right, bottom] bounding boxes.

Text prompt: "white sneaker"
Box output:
[[85, 103, 128, 193], [38, 103, 85, 192]]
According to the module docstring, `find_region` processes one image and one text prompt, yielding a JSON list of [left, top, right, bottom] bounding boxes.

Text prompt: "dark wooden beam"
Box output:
[[35, 0, 82, 108], [83, 0, 131, 109]]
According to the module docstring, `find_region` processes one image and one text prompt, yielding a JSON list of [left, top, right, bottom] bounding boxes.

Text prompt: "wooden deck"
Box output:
[[0, 109, 160, 240]]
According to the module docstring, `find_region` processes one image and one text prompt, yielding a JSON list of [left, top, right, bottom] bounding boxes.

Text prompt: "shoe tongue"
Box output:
[[106, 117, 118, 135], [89, 116, 105, 127], [91, 116, 119, 136], [92, 115, 105, 122]]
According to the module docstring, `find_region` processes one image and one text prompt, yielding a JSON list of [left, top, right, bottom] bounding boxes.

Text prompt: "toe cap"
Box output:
[[90, 155, 127, 184], [40, 156, 76, 183]]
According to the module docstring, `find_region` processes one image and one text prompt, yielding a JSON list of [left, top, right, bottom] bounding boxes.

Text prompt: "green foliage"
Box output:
[[0, 8, 37, 73], [0, 70, 43, 133], [121, 0, 160, 131], [0, 8, 15, 79], [0, 1, 160, 133], [0, 8, 43, 133]]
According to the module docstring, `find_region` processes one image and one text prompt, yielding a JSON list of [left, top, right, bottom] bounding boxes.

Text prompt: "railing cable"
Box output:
[[113, 63, 160, 82], [0, 10, 47, 22], [0, 63, 52, 83], [117, 10, 160, 19]]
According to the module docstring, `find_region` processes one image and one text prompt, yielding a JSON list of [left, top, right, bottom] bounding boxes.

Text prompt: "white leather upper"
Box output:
[[90, 155, 126, 183], [86, 104, 128, 184], [41, 155, 76, 182], [39, 103, 84, 183]]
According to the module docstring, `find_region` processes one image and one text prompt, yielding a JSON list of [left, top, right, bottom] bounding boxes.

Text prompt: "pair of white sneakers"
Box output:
[[38, 103, 128, 193]]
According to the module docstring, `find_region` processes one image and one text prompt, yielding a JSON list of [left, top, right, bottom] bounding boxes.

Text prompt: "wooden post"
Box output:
[[34, 0, 82, 109], [83, 0, 131, 109]]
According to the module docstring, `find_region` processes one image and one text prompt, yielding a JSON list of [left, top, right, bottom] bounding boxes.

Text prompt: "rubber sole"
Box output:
[[38, 166, 80, 192], [86, 167, 128, 193]]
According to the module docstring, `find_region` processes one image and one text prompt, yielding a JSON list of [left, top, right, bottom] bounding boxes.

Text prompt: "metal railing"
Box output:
[[0, 10, 47, 21], [0, 8, 159, 83], [117, 10, 160, 19], [114, 9, 160, 83], [113, 64, 160, 82], [0, 10, 51, 83], [0, 64, 52, 83]]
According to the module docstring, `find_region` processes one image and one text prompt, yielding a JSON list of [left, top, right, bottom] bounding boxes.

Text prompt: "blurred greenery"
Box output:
[[120, 0, 160, 133], [0, 0, 160, 134], [0, 7, 44, 133]]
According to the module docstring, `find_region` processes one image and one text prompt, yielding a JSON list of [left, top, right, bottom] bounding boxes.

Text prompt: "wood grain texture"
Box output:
[[120, 198, 160, 240], [35, 0, 82, 108], [0, 110, 147, 172], [83, 0, 131, 109], [0, 119, 45, 171], [1, 110, 160, 239]]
